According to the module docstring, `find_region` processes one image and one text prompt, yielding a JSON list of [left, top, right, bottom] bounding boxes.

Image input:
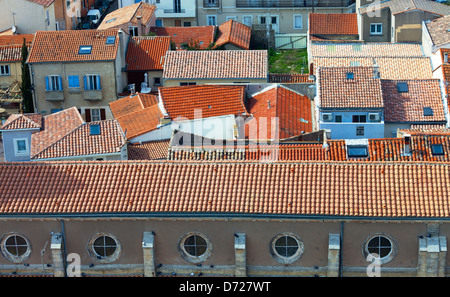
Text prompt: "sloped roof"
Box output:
[[158, 85, 248, 120], [163, 50, 268, 79], [382, 79, 446, 123], [27, 29, 120, 63], [0, 34, 34, 62], [359, 0, 450, 16], [308, 13, 358, 36], [32, 120, 126, 160], [215, 19, 252, 49], [0, 113, 42, 131], [317, 66, 384, 109], [97, 2, 156, 30], [109, 93, 162, 139], [125, 36, 170, 71], [425, 15, 450, 47], [127, 139, 170, 160], [1, 160, 450, 218], [27, 0, 55, 7], [150, 26, 216, 50], [245, 85, 313, 140]]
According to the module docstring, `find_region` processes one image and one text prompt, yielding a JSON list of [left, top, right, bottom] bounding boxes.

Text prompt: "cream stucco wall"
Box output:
[[0, 61, 22, 89]]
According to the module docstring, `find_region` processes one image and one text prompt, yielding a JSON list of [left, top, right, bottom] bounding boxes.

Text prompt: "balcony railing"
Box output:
[[163, 8, 186, 13], [204, 0, 220, 7], [235, 0, 355, 8]]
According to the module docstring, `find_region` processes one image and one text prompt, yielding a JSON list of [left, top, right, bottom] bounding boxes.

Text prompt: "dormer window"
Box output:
[[78, 45, 92, 55], [431, 144, 444, 156], [397, 82, 408, 93]]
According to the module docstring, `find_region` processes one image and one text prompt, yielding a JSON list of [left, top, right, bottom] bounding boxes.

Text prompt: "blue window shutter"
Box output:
[[45, 77, 50, 91], [96, 76, 101, 90], [84, 76, 88, 90], [68, 75, 80, 88], [58, 76, 62, 91]]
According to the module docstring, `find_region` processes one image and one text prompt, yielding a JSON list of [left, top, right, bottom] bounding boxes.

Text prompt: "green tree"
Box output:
[[20, 38, 33, 113]]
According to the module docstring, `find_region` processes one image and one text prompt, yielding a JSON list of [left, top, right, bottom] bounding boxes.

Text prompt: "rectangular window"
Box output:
[[259, 16, 266, 24], [226, 16, 237, 21], [154, 77, 161, 86], [106, 36, 116, 44], [91, 108, 101, 121], [155, 19, 163, 27], [356, 126, 365, 136], [207, 15, 217, 26], [370, 23, 383, 35], [184, 22, 191, 27], [45, 75, 62, 91], [84, 75, 101, 90], [78, 45, 92, 54], [352, 115, 367, 123], [68, 75, 80, 88], [14, 138, 29, 156], [335, 115, 342, 123], [0, 65, 10, 76], [294, 15, 302, 29], [347, 145, 368, 158], [129, 26, 138, 36], [179, 82, 196, 86], [431, 144, 444, 155]]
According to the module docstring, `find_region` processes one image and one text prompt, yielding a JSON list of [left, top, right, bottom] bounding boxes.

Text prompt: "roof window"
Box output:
[[397, 82, 408, 93], [347, 145, 369, 158], [78, 45, 92, 55], [90, 124, 101, 135], [346, 72, 354, 79], [105, 18, 116, 23], [423, 107, 434, 116], [431, 144, 444, 155], [106, 36, 116, 44]]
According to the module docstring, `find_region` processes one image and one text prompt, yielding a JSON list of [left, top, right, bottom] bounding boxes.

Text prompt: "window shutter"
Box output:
[[100, 108, 106, 120], [84, 76, 88, 90], [85, 109, 91, 122], [58, 76, 62, 91], [96, 76, 101, 90], [45, 77, 50, 91]]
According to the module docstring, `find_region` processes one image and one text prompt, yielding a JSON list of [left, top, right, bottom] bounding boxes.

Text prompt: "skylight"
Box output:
[[397, 82, 408, 93], [106, 36, 116, 44], [78, 45, 92, 55], [346, 72, 354, 79], [347, 145, 369, 158], [431, 144, 444, 156], [423, 107, 434, 116], [90, 124, 101, 135], [105, 18, 116, 23]]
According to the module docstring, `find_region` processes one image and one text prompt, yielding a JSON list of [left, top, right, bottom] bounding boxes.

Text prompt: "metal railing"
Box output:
[[203, 0, 220, 7], [163, 8, 186, 13]]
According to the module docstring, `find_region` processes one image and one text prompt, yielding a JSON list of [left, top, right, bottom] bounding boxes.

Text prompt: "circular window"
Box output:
[[88, 233, 121, 263], [179, 233, 211, 263], [270, 233, 304, 264], [363, 234, 397, 264], [1, 233, 32, 263]]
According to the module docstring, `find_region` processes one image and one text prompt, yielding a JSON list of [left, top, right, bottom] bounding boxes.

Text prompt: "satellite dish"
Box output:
[[11, 26, 16, 33]]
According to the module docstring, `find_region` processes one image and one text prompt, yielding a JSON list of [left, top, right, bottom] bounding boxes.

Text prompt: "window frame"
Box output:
[[431, 144, 445, 156], [179, 232, 212, 264], [90, 108, 101, 122], [206, 15, 217, 26], [46, 75, 62, 91], [13, 138, 29, 156], [0, 64, 10, 76], [0, 233, 32, 263], [84, 74, 101, 91], [363, 233, 397, 265], [347, 145, 369, 158], [270, 233, 304, 264], [370, 23, 383, 35], [87, 233, 121, 263], [293, 15, 302, 29]]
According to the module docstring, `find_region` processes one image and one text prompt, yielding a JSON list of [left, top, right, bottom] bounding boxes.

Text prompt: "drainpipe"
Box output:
[[339, 221, 344, 277], [60, 220, 68, 277]]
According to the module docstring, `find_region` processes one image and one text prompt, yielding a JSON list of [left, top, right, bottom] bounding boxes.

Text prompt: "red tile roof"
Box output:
[[318, 66, 384, 109], [0, 35, 34, 62], [162, 50, 268, 80], [0, 34, 34, 46], [1, 160, 450, 218], [109, 93, 162, 139], [125, 36, 170, 71], [27, 29, 120, 63], [268, 73, 313, 83], [127, 139, 170, 160], [215, 19, 251, 50], [28, 0, 55, 6], [382, 79, 446, 123], [97, 2, 156, 30], [32, 120, 126, 160], [30, 107, 85, 158], [309, 13, 358, 36], [158, 85, 248, 120], [0, 114, 42, 131], [150, 26, 215, 50], [245, 85, 313, 140]]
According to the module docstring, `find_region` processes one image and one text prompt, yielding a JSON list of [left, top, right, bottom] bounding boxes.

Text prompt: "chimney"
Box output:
[[136, 15, 142, 36], [373, 64, 380, 79]]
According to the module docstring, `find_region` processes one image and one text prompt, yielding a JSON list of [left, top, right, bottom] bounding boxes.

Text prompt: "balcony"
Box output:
[[45, 91, 64, 101], [84, 90, 102, 101], [155, 0, 196, 18], [235, 0, 355, 8], [163, 9, 186, 13]]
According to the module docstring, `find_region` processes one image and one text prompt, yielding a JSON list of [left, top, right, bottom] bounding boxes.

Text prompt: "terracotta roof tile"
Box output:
[[0, 113, 42, 130], [215, 19, 251, 50], [30, 107, 85, 158], [32, 120, 126, 160], [127, 139, 170, 160], [27, 29, 119, 63], [245, 85, 313, 140], [382, 79, 446, 123], [125, 36, 170, 71], [150, 26, 215, 50], [318, 66, 384, 109], [426, 15, 450, 47], [97, 2, 156, 30], [0, 34, 34, 46], [309, 13, 358, 36], [28, 0, 55, 6], [163, 50, 268, 79], [268, 73, 313, 83], [1, 160, 450, 218], [109, 93, 162, 139], [159, 85, 248, 120]]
